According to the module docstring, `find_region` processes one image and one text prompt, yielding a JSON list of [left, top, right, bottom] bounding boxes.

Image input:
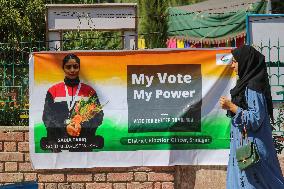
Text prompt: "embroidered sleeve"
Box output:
[[232, 88, 266, 132]]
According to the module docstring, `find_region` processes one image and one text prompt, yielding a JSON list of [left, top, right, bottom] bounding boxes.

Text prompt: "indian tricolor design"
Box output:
[[29, 49, 236, 169]]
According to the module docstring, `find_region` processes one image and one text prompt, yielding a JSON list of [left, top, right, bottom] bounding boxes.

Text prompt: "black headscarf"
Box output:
[[228, 45, 274, 122]]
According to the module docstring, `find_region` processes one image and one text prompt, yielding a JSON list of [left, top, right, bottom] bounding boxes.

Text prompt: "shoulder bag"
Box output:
[[235, 112, 260, 170]]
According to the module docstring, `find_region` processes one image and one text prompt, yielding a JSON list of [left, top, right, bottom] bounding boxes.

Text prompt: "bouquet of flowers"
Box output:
[[66, 95, 103, 137]]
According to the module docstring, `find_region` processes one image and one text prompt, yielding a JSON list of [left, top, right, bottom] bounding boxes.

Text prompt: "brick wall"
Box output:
[[0, 129, 283, 189]]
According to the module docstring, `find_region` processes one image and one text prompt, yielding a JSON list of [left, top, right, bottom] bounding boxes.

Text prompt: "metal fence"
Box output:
[[257, 42, 284, 128], [0, 42, 31, 126], [255, 41, 284, 154], [0, 34, 123, 126]]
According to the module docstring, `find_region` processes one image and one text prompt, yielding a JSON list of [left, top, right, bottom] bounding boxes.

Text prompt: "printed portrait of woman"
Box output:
[[40, 54, 104, 152]]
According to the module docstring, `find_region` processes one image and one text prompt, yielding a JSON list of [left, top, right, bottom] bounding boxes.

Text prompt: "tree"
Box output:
[[271, 1, 284, 13], [138, 0, 204, 48], [139, 0, 169, 48], [169, 0, 204, 6], [0, 0, 204, 46], [0, 0, 45, 43]]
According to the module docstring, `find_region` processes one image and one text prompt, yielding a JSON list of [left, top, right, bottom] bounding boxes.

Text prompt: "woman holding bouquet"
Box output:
[[41, 54, 104, 152], [219, 45, 284, 188]]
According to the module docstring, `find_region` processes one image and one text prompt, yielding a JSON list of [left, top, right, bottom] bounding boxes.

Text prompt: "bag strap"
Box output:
[[240, 111, 249, 146]]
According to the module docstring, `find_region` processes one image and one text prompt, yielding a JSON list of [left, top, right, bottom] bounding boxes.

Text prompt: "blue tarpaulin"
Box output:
[[0, 182, 37, 189]]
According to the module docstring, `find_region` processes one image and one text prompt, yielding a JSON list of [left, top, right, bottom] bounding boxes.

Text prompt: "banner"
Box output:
[[29, 49, 235, 169]]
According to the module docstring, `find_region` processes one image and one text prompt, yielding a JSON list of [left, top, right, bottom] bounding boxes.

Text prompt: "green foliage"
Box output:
[[0, 0, 205, 46], [169, 0, 204, 6], [0, 0, 45, 43], [138, 0, 205, 48], [46, 0, 115, 3], [272, 1, 284, 13], [0, 104, 28, 126], [274, 104, 284, 131], [63, 31, 122, 50], [139, 0, 169, 48]]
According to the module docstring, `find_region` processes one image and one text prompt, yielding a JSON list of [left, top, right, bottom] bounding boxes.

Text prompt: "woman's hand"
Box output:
[[219, 96, 238, 113], [66, 122, 81, 137]]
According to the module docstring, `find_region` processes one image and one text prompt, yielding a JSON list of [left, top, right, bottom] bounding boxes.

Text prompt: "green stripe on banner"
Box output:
[[34, 116, 230, 153]]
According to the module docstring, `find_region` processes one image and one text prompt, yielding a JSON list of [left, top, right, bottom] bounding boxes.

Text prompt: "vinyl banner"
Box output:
[[29, 49, 235, 169]]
